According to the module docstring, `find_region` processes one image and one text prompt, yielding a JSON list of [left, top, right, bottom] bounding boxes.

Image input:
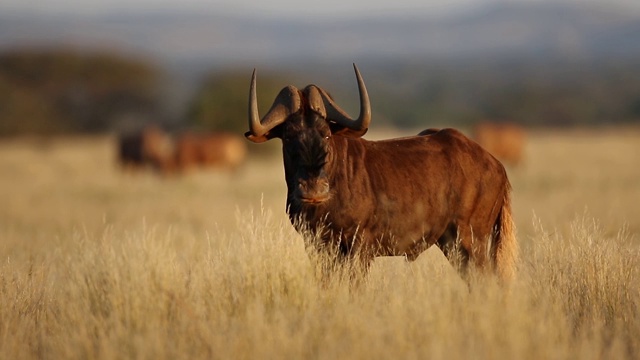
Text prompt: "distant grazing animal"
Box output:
[[117, 126, 174, 173], [245, 64, 518, 282], [472, 122, 526, 167], [174, 132, 247, 172]]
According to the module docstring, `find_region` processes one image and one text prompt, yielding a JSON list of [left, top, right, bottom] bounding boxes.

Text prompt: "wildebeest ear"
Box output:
[[329, 122, 368, 138], [244, 126, 282, 143], [244, 131, 269, 143]]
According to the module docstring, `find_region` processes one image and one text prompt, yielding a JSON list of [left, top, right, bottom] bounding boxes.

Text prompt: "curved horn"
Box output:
[[317, 63, 371, 134], [246, 69, 301, 143], [305, 85, 327, 118]]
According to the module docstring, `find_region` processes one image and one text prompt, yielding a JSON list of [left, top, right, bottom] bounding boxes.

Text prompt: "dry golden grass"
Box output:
[[0, 128, 639, 359]]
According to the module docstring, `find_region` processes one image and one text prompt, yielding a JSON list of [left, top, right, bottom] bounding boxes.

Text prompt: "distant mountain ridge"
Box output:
[[1, 2, 639, 70]]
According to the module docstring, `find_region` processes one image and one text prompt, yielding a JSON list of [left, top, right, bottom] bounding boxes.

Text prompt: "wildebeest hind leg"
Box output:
[[436, 224, 470, 278]]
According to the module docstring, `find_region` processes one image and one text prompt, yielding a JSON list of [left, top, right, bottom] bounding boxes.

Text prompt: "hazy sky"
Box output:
[[2, 0, 639, 18]]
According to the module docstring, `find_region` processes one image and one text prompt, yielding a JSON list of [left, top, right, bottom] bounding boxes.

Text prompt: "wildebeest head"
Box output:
[[245, 64, 371, 205]]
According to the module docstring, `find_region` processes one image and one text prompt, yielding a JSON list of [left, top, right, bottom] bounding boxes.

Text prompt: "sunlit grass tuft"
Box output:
[[1, 210, 638, 359]]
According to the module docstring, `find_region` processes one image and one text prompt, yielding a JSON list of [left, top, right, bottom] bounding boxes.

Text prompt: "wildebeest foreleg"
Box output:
[[305, 237, 373, 286]]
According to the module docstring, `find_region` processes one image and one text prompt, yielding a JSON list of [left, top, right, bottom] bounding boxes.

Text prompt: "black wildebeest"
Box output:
[[245, 64, 518, 282], [472, 121, 526, 167], [174, 132, 247, 173], [117, 125, 174, 173]]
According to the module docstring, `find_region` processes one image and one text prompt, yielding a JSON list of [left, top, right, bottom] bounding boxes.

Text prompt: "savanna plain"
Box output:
[[1, 127, 639, 359]]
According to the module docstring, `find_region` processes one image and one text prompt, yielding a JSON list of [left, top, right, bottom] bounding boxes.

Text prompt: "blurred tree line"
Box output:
[[189, 59, 640, 132], [1, 47, 639, 136], [357, 58, 640, 129], [0, 49, 161, 136], [186, 70, 304, 134]]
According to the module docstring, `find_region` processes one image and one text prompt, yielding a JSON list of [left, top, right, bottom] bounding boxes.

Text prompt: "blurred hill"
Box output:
[[1, 2, 639, 134], [1, 3, 639, 68]]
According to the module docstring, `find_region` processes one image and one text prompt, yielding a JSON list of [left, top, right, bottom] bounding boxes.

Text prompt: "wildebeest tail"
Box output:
[[493, 182, 518, 283]]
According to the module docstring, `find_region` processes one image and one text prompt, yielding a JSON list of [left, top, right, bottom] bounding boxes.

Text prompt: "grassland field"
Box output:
[[0, 126, 639, 359]]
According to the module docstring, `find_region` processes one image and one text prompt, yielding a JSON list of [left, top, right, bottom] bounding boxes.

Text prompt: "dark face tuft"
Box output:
[[282, 112, 332, 206]]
